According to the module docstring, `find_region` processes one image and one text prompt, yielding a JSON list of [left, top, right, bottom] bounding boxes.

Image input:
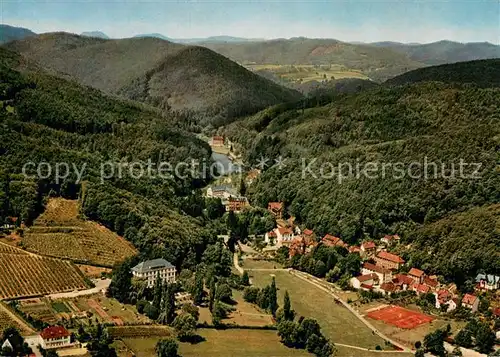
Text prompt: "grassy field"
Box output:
[[241, 258, 281, 270], [336, 346, 413, 357], [23, 198, 137, 267], [121, 329, 311, 357], [248, 268, 387, 349], [246, 64, 368, 84]]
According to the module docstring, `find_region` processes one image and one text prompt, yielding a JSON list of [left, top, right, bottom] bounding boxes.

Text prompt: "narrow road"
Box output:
[[47, 279, 111, 299]]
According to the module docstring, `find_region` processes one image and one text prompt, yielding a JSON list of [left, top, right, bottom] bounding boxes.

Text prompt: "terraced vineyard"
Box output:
[[0, 253, 89, 299], [0, 242, 27, 255], [23, 198, 137, 267], [0, 302, 34, 335]]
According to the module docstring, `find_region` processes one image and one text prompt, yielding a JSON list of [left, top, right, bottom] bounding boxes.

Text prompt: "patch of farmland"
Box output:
[[0, 301, 34, 335], [0, 253, 89, 299], [0, 241, 27, 255], [23, 198, 137, 267]]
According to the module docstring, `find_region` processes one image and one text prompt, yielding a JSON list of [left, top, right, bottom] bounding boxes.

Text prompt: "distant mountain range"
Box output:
[[0, 24, 36, 44], [81, 31, 110, 39], [370, 40, 500, 65], [5, 32, 300, 127], [2, 24, 499, 85]]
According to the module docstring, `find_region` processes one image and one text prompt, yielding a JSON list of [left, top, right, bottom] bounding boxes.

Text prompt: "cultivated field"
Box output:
[[246, 64, 368, 84], [0, 253, 89, 299], [0, 301, 34, 335], [245, 263, 386, 349], [0, 241, 27, 255], [121, 329, 311, 357], [23, 198, 137, 267]]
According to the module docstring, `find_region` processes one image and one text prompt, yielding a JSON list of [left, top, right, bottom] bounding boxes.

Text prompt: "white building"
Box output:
[[206, 185, 236, 199], [40, 326, 71, 350], [132, 258, 176, 288]]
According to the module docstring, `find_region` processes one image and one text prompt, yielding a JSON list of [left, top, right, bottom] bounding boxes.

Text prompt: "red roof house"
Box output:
[[408, 268, 425, 283], [374, 251, 405, 270]]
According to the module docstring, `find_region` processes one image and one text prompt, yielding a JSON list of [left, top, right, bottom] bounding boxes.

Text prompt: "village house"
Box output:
[[362, 262, 392, 284], [225, 196, 249, 212], [360, 241, 377, 257], [131, 258, 176, 288], [379, 282, 397, 296], [374, 251, 405, 270], [475, 273, 500, 291], [302, 229, 315, 241], [434, 289, 457, 312], [349, 246, 361, 254], [322, 234, 347, 248], [40, 326, 72, 350], [264, 230, 277, 245], [393, 274, 414, 291], [410, 282, 431, 296], [289, 235, 317, 257], [461, 293, 479, 312], [211, 136, 224, 147], [350, 273, 379, 290], [268, 202, 284, 219], [423, 276, 439, 290], [276, 227, 294, 247], [380, 234, 400, 245], [206, 184, 237, 199], [408, 268, 425, 284]]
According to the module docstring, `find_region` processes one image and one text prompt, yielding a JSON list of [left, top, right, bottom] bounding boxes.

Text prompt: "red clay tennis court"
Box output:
[[366, 305, 434, 329]]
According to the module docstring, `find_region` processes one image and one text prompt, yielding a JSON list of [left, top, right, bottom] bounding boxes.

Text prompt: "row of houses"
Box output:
[[206, 184, 249, 212]]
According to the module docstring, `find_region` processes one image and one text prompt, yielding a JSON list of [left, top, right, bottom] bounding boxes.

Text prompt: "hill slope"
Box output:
[[5, 32, 301, 126], [0, 47, 217, 271], [200, 38, 425, 82], [385, 59, 500, 88], [223, 61, 500, 280], [0, 24, 36, 44], [371, 40, 500, 65]]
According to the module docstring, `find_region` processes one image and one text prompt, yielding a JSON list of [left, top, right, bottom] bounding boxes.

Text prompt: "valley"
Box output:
[[0, 15, 499, 357]]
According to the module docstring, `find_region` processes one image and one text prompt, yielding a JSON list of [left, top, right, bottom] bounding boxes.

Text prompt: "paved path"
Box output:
[[335, 343, 411, 353], [47, 279, 111, 299]]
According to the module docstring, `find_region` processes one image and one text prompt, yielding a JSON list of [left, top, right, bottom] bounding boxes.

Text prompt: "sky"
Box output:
[[1, 0, 499, 44]]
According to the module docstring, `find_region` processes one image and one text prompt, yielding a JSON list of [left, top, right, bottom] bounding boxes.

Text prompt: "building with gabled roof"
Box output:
[[411, 282, 430, 295], [393, 274, 414, 290], [408, 268, 425, 283], [475, 273, 500, 291], [360, 241, 377, 257], [374, 251, 405, 270], [379, 282, 397, 296], [462, 293, 479, 312], [322, 234, 347, 248], [381, 234, 400, 245], [40, 326, 71, 349], [268, 202, 284, 219], [350, 273, 379, 290], [132, 258, 176, 288], [362, 262, 392, 283]]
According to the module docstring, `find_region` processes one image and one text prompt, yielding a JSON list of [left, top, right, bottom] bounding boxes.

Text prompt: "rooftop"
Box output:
[[132, 258, 175, 274], [408, 268, 425, 277], [462, 293, 477, 305], [363, 262, 391, 275], [361, 241, 376, 250], [376, 251, 405, 264], [40, 326, 70, 340]]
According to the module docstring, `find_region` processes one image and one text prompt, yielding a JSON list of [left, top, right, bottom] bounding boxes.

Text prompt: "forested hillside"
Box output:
[[0, 25, 36, 45], [385, 59, 500, 88], [5, 33, 301, 127], [371, 40, 500, 66], [223, 60, 500, 279], [0, 48, 219, 269], [201, 38, 424, 82]]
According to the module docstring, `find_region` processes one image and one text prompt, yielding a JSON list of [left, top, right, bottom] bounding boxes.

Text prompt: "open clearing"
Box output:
[[246, 64, 368, 84], [23, 198, 137, 267], [246, 266, 386, 349], [121, 329, 311, 357]]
